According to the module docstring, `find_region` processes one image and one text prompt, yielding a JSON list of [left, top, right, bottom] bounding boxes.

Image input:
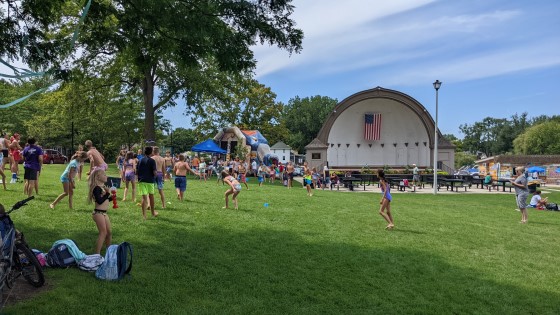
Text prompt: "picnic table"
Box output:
[[491, 178, 513, 192], [439, 178, 467, 192], [340, 177, 361, 191], [471, 177, 485, 189]]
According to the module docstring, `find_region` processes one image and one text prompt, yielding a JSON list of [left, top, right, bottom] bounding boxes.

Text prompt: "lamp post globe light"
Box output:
[[433, 80, 442, 195]]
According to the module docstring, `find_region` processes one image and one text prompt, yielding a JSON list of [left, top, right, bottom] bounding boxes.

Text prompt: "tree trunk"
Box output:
[[142, 70, 156, 143]]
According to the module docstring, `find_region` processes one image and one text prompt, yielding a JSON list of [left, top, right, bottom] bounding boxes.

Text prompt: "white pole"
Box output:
[[433, 81, 440, 195]]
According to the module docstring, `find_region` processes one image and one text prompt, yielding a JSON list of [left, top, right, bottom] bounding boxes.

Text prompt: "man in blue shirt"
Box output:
[[22, 138, 43, 197], [137, 146, 158, 219]]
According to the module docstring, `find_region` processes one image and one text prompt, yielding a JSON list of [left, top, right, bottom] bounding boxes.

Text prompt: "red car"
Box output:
[[43, 149, 68, 164]]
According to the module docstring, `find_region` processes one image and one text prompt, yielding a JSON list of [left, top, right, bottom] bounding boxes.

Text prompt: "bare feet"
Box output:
[[386, 224, 394, 230], [49, 203, 55, 209], [152, 211, 159, 217]]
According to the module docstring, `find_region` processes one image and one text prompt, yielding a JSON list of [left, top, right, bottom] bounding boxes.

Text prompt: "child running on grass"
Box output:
[[222, 170, 241, 210], [50, 151, 88, 209], [173, 154, 197, 201], [377, 169, 394, 230], [87, 169, 112, 254]]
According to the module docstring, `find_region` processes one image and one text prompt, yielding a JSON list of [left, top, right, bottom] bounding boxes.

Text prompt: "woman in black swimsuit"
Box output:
[[87, 169, 112, 254]]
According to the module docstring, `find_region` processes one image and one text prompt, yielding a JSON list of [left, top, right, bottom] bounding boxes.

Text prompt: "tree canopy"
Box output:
[[513, 120, 560, 155], [281, 95, 338, 153], [458, 113, 560, 158], [6, 0, 304, 141]]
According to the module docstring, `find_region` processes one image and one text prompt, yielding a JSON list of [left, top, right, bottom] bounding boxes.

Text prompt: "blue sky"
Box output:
[[165, 0, 560, 137]]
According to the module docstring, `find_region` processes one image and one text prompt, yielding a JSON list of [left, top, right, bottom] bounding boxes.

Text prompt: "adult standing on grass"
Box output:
[[50, 151, 88, 209], [152, 146, 167, 209], [322, 165, 330, 190], [510, 166, 529, 224], [137, 146, 158, 219], [85, 140, 107, 176], [412, 164, 421, 188], [251, 159, 257, 177], [1, 133, 10, 171], [222, 169, 242, 210], [377, 169, 394, 230], [87, 169, 112, 254], [0, 134, 6, 189], [286, 162, 294, 189], [9, 133, 22, 183], [22, 138, 43, 197]]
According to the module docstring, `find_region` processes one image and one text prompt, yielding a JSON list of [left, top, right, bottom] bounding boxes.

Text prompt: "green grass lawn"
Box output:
[[2, 164, 560, 314]]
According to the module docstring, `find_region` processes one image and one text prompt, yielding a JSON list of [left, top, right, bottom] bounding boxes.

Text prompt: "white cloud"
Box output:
[[253, 0, 436, 76], [380, 39, 560, 86], [253, 0, 549, 87]]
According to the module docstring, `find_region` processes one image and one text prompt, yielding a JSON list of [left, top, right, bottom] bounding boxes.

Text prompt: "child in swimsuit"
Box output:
[[377, 169, 394, 229], [50, 151, 88, 209], [87, 169, 112, 254], [222, 170, 242, 210], [304, 168, 313, 196], [122, 151, 137, 202]]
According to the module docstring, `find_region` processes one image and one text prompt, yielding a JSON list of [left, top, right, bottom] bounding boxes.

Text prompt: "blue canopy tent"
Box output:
[[527, 166, 546, 173], [191, 139, 227, 154]]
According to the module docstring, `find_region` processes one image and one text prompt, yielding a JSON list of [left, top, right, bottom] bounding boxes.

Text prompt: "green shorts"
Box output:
[[138, 182, 155, 196]]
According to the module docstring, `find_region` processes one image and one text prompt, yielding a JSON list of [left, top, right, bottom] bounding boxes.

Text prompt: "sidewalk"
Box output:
[[292, 177, 560, 194]]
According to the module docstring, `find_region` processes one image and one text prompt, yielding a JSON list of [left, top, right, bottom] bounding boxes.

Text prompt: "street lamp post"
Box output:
[[433, 80, 442, 194]]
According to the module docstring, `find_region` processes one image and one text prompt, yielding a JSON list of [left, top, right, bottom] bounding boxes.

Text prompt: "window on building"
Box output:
[[312, 153, 321, 160]]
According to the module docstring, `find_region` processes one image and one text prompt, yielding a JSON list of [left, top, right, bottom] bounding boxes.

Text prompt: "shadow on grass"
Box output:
[[7, 211, 560, 314]]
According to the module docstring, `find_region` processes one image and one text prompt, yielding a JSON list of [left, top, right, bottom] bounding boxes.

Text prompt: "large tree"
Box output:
[[2, 1, 303, 140], [11, 0, 303, 142], [281, 95, 338, 153]]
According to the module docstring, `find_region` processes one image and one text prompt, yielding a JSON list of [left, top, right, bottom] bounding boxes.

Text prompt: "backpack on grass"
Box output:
[[46, 242, 77, 268], [545, 203, 559, 211], [95, 242, 133, 280]]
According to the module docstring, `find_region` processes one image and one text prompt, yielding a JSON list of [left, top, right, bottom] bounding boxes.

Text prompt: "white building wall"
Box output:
[[326, 98, 431, 167], [272, 149, 290, 163]]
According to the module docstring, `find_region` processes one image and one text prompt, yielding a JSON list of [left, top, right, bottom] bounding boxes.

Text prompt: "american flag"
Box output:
[[364, 113, 381, 141]]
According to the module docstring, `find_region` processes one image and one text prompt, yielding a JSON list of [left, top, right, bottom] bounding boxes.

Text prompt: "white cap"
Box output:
[[323, 165, 329, 170]]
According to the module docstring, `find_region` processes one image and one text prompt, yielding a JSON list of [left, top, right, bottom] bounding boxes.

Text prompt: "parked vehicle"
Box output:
[[43, 149, 68, 164], [293, 167, 303, 176]]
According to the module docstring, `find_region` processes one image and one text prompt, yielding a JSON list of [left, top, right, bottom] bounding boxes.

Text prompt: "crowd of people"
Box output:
[[1, 134, 555, 254]]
